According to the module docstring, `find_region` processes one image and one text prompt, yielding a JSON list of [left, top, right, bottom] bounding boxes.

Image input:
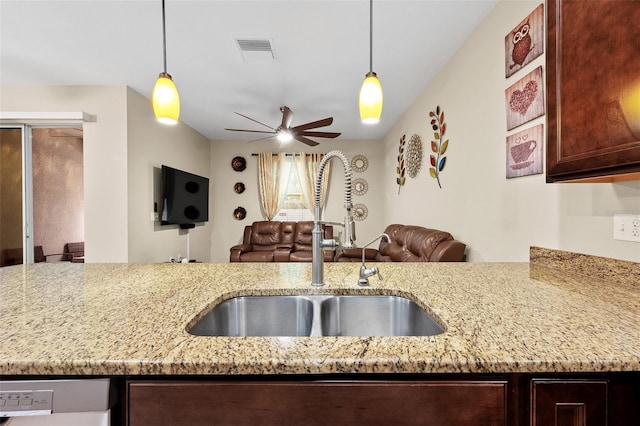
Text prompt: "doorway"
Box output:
[[0, 126, 84, 266]]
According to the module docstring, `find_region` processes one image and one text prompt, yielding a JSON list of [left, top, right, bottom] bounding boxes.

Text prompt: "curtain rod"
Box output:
[[250, 153, 323, 157]]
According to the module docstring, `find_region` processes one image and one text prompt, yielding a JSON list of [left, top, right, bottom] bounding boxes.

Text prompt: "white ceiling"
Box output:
[[0, 0, 497, 142]]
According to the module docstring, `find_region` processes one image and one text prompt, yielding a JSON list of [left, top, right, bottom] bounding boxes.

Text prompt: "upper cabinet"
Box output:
[[546, 0, 640, 183]]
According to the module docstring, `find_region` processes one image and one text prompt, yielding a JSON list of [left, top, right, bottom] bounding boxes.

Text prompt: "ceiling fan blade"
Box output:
[[280, 106, 294, 129], [234, 112, 276, 130], [291, 117, 333, 132], [225, 128, 276, 134], [294, 135, 320, 146], [247, 135, 276, 144], [300, 131, 341, 138]]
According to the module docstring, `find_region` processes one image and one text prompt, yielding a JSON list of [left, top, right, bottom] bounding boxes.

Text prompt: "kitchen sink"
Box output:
[[188, 296, 314, 337], [320, 295, 444, 337], [187, 295, 444, 337]]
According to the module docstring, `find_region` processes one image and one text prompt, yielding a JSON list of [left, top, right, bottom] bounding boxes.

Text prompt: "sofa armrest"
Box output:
[[323, 249, 335, 262], [274, 245, 292, 262], [429, 240, 466, 262], [229, 244, 252, 262]]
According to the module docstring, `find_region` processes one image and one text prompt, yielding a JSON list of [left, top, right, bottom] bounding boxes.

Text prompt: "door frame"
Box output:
[[1, 122, 85, 264]]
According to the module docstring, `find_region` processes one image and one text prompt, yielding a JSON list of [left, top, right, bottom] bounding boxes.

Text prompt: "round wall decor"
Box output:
[[233, 207, 246, 220], [234, 182, 245, 194], [351, 155, 368, 173], [231, 156, 246, 172], [353, 203, 368, 221], [353, 178, 368, 196]]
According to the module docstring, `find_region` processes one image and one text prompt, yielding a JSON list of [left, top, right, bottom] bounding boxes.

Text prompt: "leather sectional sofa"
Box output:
[[335, 224, 466, 262], [230, 221, 334, 262]]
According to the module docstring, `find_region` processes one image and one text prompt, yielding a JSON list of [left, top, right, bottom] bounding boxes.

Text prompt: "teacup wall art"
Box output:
[[506, 124, 543, 178]]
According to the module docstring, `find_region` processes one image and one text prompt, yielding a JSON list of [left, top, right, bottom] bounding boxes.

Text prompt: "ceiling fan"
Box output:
[[224, 106, 341, 146]]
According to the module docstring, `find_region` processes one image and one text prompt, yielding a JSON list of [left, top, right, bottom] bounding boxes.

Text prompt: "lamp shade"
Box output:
[[359, 71, 383, 124], [152, 72, 180, 125]]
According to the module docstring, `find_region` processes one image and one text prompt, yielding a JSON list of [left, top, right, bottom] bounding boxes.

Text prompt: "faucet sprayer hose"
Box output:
[[315, 150, 353, 207]]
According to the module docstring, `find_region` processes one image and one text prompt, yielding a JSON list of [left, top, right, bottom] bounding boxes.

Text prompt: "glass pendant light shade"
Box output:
[[359, 71, 383, 124], [152, 72, 180, 125]]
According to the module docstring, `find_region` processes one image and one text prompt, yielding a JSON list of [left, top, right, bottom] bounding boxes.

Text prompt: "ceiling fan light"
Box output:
[[152, 72, 180, 125], [359, 71, 383, 124], [277, 129, 293, 143]]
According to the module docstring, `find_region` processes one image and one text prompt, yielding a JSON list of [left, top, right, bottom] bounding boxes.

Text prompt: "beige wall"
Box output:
[[208, 139, 384, 263], [127, 87, 212, 263], [0, 85, 129, 262], [381, 0, 640, 262], [0, 85, 212, 263]]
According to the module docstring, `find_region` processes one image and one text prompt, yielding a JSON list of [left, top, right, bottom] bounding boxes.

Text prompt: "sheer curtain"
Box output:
[[294, 153, 331, 213], [257, 152, 287, 220], [278, 155, 294, 212]]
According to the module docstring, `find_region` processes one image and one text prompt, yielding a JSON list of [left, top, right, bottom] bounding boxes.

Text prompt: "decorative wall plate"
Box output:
[[353, 178, 368, 196], [353, 203, 368, 221], [233, 207, 246, 220], [231, 156, 246, 172], [351, 155, 368, 173], [234, 182, 245, 194]]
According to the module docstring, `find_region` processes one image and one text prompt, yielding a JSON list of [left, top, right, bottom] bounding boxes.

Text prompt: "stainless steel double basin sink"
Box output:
[[187, 295, 445, 337]]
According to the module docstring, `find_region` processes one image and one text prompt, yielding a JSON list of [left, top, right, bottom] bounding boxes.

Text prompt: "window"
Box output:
[[275, 157, 313, 222]]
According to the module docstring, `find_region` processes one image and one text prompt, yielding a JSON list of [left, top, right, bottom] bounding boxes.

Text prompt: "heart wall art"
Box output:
[[505, 4, 544, 78], [506, 124, 543, 179], [505, 66, 544, 130]]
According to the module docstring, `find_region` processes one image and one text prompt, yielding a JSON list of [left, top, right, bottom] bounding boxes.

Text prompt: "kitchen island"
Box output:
[[1, 247, 638, 425]]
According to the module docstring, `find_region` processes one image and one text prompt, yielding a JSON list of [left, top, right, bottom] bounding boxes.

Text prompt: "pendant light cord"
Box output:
[[369, 0, 373, 73], [161, 0, 167, 74]]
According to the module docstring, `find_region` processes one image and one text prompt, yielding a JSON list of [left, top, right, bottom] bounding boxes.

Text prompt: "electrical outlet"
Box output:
[[613, 214, 640, 242], [150, 212, 159, 222]]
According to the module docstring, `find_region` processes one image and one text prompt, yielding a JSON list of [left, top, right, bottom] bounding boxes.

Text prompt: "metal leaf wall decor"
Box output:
[[428, 106, 448, 189], [396, 134, 406, 193], [406, 134, 423, 178]]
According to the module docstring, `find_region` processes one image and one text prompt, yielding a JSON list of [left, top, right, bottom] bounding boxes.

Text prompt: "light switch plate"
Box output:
[[613, 214, 640, 242]]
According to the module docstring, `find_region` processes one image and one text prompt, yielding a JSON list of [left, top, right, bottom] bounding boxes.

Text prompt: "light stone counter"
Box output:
[[0, 249, 638, 376]]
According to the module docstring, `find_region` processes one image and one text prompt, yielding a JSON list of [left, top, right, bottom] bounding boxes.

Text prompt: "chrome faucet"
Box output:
[[312, 150, 355, 287], [358, 233, 390, 286]]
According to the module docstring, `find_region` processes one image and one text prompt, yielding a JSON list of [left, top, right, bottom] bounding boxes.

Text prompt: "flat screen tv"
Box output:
[[161, 165, 209, 229]]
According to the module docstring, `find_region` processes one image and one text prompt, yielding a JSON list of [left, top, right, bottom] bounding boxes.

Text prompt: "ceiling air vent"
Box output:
[[235, 38, 277, 61]]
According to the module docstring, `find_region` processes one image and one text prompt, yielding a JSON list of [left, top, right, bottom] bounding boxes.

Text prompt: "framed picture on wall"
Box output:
[[505, 66, 544, 130], [506, 124, 543, 179], [505, 4, 544, 78]]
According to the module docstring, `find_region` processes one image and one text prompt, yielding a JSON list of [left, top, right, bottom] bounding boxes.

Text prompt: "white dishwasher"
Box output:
[[0, 379, 112, 426]]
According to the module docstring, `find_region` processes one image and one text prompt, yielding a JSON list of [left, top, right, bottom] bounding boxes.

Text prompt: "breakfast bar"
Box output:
[[1, 248, 638, 425]]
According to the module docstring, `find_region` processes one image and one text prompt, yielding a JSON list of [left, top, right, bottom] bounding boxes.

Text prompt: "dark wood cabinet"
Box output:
[[122, 373, 640, 426], [127, 380, 507, 426], [546, 0, 640, 183], [531, 379, 607, 426]]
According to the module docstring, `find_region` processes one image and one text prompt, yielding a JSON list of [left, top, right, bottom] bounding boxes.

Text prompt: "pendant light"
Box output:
[[359, 0, 383, 124], [152, 0, 180, 125]]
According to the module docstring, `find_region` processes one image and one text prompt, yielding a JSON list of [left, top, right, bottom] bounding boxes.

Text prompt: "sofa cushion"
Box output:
[[293, 221, 314, 252], [250, 221, 282, 251], [239, 251, 275, 262]]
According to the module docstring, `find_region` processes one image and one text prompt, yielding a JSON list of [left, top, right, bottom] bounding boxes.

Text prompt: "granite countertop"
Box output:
[[0, 248, 638, 376]]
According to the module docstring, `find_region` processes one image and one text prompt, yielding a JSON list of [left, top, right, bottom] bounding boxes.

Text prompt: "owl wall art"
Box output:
[[505, 4, 544, 78]]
